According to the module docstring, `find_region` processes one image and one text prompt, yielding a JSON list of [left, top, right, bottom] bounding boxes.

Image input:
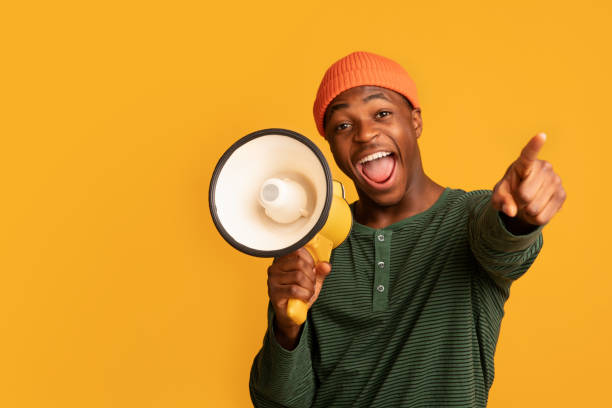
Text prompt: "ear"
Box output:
[[411, 108, 423, 138]]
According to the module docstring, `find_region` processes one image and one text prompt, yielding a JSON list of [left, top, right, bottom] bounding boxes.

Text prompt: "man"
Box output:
[[249, 51, 566, 407]]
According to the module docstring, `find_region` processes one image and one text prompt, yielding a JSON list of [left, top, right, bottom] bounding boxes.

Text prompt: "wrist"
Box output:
[[273, 317, 302, 350], [499, 211, 539, 235]]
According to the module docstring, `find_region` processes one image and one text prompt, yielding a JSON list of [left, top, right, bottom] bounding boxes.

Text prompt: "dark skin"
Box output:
[[268, 85, 566, 349]]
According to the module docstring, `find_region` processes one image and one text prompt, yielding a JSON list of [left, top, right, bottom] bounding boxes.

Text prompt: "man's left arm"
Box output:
[[468, 133, 566, 287]]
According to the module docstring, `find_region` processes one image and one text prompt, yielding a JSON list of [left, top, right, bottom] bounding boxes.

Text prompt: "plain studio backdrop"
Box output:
[[1, 1, 610, 407]]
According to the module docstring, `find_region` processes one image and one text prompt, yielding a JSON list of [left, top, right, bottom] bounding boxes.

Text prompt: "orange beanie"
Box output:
[[313, 51, 420, 137]]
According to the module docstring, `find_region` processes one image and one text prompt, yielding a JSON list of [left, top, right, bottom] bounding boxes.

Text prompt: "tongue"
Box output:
[[362, 155, 394, 183]]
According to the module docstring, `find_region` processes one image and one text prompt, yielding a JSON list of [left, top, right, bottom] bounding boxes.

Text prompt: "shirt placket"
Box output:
[[372, 229, 391, 311]]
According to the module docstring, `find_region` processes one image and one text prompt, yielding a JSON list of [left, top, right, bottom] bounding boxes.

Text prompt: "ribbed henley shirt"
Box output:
[[250, 188, 543, 407]]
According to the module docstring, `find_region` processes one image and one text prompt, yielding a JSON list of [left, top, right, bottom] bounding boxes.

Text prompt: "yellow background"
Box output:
[[1, 1, 610, 406]]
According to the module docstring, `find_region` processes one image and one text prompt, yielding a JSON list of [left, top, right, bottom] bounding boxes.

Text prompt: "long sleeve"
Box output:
[[249, 303, 316, 408], [467, 191, 543, 289]]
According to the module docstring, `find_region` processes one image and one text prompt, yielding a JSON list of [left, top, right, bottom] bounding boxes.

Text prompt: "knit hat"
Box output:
[[313, 51, 420, 137]]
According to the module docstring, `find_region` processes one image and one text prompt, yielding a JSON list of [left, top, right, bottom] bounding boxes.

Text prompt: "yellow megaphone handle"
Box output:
[[286, 234, 334, 325], [286, 299, 308, 326], [285, 180, 352, 326]]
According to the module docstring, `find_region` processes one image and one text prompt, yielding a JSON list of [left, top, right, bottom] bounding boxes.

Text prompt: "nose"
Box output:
[[354, 119, 379, 143]]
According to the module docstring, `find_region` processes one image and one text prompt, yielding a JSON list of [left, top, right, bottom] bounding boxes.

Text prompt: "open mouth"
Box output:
[[355, 151, 397, 188]]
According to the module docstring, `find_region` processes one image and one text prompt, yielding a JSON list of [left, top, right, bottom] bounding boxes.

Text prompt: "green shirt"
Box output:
[[250, 188, 543, 407]]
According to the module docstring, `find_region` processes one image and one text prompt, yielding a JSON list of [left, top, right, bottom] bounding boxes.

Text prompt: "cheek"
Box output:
[[329, 145, 353, 175], [399, 133, 418, 155]]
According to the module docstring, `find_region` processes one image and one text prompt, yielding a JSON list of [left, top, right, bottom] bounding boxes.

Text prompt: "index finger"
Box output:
[[519, 133, 547, 164], [295, 247, 315, 267], [274, 248, 314, 266]]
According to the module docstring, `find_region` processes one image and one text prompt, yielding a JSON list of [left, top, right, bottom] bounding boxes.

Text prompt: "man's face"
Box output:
[[324, 85, 423, 206]]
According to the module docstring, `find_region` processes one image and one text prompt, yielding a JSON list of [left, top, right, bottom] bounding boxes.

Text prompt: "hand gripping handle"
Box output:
[[286, 235, 334, 325]]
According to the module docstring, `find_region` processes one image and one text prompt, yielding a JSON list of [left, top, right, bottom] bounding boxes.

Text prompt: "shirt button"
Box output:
[[377, 284, 385, 293], [377, 234, 385, 242], [377, 261, 385, 269]]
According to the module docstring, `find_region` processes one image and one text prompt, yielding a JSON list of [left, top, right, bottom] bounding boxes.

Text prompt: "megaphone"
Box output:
[[209, 128, 353, 325]]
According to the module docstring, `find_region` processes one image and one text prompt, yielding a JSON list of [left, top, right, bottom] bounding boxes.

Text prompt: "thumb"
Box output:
[[315, 262, 332, 280], [307, 262, 332, 307], [492, 178, 518, 217]]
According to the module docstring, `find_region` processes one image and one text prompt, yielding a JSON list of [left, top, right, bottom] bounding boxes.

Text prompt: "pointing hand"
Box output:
[[491, 133, 566, 226]]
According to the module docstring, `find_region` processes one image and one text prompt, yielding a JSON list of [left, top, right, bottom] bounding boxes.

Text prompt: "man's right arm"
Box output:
[[249, 249, 331, 407], [249, 305, 315, 407]]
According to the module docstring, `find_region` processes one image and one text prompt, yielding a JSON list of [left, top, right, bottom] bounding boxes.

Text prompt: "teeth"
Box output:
[[358, 151, 392, 164]]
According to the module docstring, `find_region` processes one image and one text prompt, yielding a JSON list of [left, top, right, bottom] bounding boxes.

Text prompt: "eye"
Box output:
[[335, 122, 351, 132], [375, 110, 391, 119]]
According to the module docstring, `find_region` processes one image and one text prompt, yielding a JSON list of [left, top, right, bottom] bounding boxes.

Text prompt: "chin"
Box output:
[[358, 187, 406, 208]]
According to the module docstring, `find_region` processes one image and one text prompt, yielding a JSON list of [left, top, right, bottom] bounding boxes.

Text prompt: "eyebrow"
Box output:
[[362, 93, 390, 103], [327, 102, 349, 118]]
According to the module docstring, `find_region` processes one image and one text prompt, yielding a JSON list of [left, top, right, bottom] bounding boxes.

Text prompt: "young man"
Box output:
[[249, 51, 566, 407]]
